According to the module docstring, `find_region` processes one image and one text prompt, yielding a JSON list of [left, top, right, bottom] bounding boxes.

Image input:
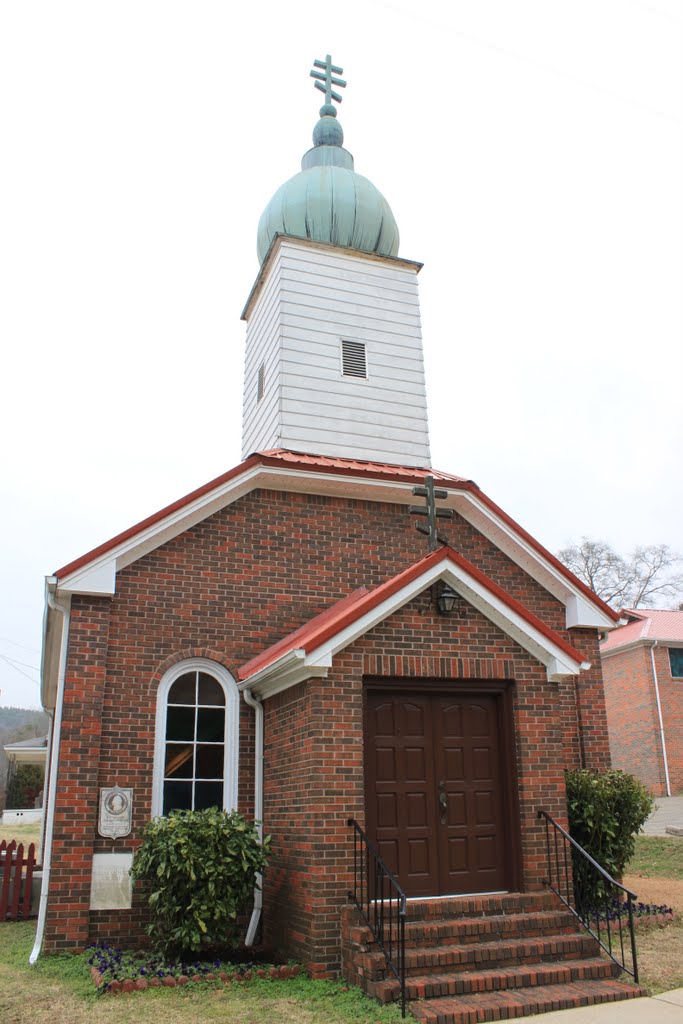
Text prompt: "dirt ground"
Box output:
[[620, 873, 683, 994], [623, 874, 683, 910]]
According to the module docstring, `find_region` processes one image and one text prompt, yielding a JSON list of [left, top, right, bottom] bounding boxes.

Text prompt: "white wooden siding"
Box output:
[[241, 238, 431, 466]]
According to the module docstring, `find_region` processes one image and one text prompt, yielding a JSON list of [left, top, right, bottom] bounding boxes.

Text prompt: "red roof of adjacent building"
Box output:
[[601, 609, 683, 652], [238, 546, 588, 683]]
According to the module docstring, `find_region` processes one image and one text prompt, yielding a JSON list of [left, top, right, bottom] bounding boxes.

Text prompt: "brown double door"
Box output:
[[365, 688, 509, 898]]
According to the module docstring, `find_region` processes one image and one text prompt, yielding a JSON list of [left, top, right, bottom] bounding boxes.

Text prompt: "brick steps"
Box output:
[[403, 894, 560, 921], [410, 978, 643, 1024], [340, 892, 644, 1021], [370, 956, 619, 1003], [350, 910, 579, 948], [365, 930, 600, 977]]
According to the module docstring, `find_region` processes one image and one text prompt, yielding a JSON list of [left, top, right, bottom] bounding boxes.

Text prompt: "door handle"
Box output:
[[438, 780, 447, 825]]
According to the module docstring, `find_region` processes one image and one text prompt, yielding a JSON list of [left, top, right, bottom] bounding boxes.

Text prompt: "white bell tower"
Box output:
[[241, 56, 431, 468]]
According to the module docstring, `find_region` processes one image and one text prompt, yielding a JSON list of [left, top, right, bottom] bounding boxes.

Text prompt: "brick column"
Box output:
[[44, 596, 111, 952], [569, 628, 611, 772]]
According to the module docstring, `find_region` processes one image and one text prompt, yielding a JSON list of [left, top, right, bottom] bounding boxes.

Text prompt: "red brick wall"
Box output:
[[653, 645, 683, 793], [262, 588, 571, 977], [568, 629, 611, 772], [601, 644, 666, 795], [46, 597, 111, 952], [44, 486, 605, 962]]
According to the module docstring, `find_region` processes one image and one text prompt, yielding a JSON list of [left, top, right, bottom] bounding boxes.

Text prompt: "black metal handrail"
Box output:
[[538, 810, 639, 983], [347, 818, 407, 1017]]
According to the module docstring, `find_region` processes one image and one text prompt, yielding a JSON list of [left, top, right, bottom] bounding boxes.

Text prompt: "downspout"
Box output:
[[649, 640, 672, 797], [242, 687, 264, 946], [37, 710, 54, 864], [30, 585, 70, 964]]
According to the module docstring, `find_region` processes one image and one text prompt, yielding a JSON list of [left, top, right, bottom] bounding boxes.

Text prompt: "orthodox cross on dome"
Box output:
[[310, 54, 347, 111], [410, 476, 455, 552]]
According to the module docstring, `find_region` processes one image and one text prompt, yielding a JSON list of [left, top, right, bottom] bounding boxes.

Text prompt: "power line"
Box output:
[[0, 635, 40, 655], [0, 653, 40, 684]]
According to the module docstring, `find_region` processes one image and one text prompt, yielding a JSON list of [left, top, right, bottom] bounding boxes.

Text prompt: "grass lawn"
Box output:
[[627, 835, 683, 880], [624, 835, 683, 995], [0, 921, 403, 1024], [0, 822, 41, 847]]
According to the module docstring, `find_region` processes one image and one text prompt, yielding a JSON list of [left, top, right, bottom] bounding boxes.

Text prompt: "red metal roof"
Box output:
[[54, 450, 476, 579], [238, 546, 588, 682], [256, 449, 473, 485], [601, 609, 683, 652], [471, 490, 619, 624], [51, 447, 617, 628]]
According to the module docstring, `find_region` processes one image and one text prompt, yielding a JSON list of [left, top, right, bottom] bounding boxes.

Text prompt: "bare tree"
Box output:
[[558, 538, 683, 610]]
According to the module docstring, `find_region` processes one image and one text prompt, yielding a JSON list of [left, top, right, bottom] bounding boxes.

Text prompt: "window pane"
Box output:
[[670, 648, 683, 677], [166, 706, 196, 741], [198, 673, 225, 706], [194, 781, 223, 811], [165, 743, 194, 779], [168, 672, 196, 705], [163, 781, 192, 815], [197, 707, 224, 742], [196, 744, 224, 779]]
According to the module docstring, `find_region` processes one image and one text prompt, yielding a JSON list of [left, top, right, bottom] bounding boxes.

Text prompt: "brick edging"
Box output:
[[91, 963, 301, 995]]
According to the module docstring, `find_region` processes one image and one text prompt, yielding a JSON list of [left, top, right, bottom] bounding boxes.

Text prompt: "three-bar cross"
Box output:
[[409, 476, 454, 551], [310, 55, 347, 106]]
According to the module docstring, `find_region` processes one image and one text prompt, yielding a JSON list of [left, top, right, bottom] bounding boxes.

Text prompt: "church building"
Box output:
[[36, 57, 639, 1018]]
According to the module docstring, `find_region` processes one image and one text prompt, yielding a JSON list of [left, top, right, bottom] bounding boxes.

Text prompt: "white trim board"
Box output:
[[53, 461, 615, 633]]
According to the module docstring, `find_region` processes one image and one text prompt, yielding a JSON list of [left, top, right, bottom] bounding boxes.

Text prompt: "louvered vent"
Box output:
[[257, 363, 265, 402], [341, 340, 367, 379]]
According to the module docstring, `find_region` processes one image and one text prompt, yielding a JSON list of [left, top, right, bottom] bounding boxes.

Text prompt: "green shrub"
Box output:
[[131, 808, 271, 957], [565, 768, 653, 910], [5, 764, 44, 809]]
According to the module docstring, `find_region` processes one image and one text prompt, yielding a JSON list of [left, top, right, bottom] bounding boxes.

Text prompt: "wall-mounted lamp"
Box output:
[[435, 581, 458, 616]]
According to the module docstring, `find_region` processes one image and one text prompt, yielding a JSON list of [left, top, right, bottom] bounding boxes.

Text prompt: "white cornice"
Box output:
[[54, 461, 613, 631]]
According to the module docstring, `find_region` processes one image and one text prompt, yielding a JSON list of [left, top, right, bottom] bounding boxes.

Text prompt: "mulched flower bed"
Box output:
[[87, 943, 302, 995], [593, 898, 675, 929], [631, 901, 676, 927]]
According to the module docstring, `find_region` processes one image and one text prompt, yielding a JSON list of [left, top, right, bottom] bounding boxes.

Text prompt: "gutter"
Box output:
[[37, 711, 53, 864], [649, 641, 672, 797], [242, 688, 264, 946], [30, 579, 70, 964]]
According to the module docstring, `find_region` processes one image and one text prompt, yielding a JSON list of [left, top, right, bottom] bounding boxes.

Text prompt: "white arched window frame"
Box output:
[[152, 658, 239, 817]]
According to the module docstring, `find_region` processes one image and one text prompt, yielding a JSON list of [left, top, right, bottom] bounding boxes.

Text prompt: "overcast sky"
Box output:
[[1, 0, 681, 709]]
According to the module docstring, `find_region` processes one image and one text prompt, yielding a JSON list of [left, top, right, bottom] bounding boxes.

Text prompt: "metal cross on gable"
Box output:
[[409, 476, 455, 552], [310, 54, 347, 106]]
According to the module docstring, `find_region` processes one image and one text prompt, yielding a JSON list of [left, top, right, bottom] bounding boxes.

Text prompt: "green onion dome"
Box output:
[[257, 106, 399, 264]]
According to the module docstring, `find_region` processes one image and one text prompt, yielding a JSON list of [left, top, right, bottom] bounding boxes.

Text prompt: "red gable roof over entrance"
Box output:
[[238, 546, 588, 684]]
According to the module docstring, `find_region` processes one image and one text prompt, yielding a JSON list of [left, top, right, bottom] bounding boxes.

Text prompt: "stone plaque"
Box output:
[[98, 786, 133, 839], [89, 852, 133, 910]]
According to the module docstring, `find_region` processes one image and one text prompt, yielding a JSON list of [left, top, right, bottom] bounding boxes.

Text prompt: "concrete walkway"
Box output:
[[642, 796, 683, 837], [513, 988, 683, 1022]]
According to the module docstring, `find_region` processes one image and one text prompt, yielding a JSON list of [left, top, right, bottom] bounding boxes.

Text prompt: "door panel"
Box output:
[[366, 693, 439, 896], [435, 697, 507, 894], [366, 688, 508, 898]]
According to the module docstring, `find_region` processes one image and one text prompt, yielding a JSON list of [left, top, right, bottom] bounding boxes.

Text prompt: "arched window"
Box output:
[[152, 659, 239, 817]]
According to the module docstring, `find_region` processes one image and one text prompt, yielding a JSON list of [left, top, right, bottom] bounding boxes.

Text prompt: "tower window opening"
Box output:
[[257, 363, 265, 402], [341, 340, 367, 379]]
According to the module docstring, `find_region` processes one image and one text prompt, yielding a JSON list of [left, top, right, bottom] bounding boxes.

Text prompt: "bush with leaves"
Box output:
[[5, 764, 43, 809], [131, 808, 271, 957], [565, 769, 653, 911]]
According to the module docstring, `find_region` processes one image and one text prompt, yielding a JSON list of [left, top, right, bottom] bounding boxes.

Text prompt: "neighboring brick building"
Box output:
[[35, 59, 621, 992], [601, 609, 683, 797]]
